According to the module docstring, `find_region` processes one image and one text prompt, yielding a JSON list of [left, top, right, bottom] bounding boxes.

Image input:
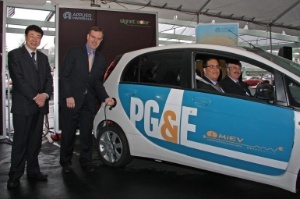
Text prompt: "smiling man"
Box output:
[[59, 26, 115, 174], [220, 60, 252, 96], [7, 25, 53, 188], [200, 58, 224, 92]]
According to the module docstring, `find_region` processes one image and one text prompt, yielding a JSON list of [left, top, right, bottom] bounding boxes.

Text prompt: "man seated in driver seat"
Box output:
[[220, 60, 252, 96]]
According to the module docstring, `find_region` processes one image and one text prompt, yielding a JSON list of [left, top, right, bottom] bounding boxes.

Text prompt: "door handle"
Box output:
[[125, 88, 136, 97], [193, 98, 211, 106]]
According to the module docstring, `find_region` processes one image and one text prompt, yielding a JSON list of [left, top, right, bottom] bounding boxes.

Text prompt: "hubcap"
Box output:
[[99, 130, 122, 163]]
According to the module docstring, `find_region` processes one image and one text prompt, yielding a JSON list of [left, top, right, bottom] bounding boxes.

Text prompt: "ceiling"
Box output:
[[8, 0, 300, 36]]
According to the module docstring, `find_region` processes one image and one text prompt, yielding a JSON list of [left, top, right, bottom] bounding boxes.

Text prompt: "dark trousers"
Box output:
[[9, 112, 44, 179], [60, 96, 95, 167]]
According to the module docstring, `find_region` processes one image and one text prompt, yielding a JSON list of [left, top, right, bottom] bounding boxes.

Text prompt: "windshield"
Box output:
[[246, 47, 300, 77]]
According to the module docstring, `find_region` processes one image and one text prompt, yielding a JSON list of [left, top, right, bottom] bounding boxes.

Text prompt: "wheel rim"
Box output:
[[99, 130, 123, 163]]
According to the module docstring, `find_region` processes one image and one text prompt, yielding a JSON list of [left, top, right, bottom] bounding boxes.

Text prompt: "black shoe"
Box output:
[[81, 165, 95, 172], [7, 177, 20, 189], [62, 165, 73, 174], [27, 172, 48, 181]]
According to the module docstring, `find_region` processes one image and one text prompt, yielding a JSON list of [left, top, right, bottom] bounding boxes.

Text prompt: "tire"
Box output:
[[97, 124, 132, 167]]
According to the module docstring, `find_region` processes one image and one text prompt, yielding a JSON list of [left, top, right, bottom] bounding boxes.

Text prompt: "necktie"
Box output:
[[31, 52, 37, 69], [215, 82, 222, 91], [237, 81, 250, 96], [88, 52, 94, 72], [31, 52, 36, 64]]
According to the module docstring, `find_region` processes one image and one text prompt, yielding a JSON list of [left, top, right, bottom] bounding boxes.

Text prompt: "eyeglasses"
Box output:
[[206, 65, 220, 69]]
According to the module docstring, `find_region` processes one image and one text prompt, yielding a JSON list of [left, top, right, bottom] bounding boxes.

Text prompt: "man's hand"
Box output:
[[105, 98, 115, 106], [66, 97, 75, 108], [34, 93, 47, 107]]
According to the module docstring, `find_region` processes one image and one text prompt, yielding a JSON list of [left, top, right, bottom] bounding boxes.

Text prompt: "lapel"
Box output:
[[203, 75, 223, 92], [91, 51, 100, 72], [21, 46, 38, 72], [20, 46, 40, 91], [36, 51, 44, 83], [230, 77, 251, 95]]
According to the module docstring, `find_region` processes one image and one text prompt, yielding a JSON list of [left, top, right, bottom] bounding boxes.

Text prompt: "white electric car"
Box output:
[[93, 44, 300, 193]]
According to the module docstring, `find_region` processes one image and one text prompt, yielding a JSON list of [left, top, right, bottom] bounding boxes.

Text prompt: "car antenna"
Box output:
[[227, 29, 259, 49]]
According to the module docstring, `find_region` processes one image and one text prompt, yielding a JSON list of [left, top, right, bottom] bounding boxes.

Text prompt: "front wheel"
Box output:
[[97, 124, 132, 167]]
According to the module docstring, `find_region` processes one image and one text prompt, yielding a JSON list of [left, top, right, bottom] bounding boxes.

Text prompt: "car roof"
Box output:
[[124, 44, 247, 55]]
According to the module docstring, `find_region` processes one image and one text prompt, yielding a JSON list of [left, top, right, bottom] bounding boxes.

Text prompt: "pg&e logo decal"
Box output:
[[129, 89, 198, 145]]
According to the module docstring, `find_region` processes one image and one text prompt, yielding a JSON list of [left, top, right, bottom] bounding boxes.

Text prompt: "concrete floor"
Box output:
[[0, 135, 300, 199]]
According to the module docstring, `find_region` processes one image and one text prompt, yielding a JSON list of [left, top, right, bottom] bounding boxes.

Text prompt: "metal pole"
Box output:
[[269, 24, 272, 53]]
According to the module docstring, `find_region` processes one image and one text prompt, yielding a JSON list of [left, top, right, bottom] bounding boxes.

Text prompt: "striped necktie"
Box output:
[[31, 52, 37, 69]]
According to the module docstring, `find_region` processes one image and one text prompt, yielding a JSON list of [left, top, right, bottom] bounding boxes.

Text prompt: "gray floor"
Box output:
[[1, 136, 299, 199], [1, 97, 300, 199]]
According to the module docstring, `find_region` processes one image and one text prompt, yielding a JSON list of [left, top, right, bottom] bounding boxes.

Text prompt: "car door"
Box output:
[[183, 51, 295, 176], [181, 89, 294, 175]]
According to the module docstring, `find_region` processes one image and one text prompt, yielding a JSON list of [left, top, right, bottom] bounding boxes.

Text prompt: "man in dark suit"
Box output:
[[220, 60, 252, 97], [59, 26, 115, 174], [197, 58, 224, 93], [7, 25, 53, 188]]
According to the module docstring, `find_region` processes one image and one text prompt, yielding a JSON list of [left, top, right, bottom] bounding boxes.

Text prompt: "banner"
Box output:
[[58, 8, 157, 69], [195, 23, 239, 45]]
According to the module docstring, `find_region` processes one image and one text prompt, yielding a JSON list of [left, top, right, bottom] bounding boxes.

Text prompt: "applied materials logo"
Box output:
[[63, 11, 93, 21]]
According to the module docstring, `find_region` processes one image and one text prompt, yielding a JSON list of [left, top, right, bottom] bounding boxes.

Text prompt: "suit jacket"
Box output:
[[197, 76, 222, 92], [8, 45, 53, 116], [60, 45, 109, 113], [220, 76, 252, 97], [196, 76, 218, 92]]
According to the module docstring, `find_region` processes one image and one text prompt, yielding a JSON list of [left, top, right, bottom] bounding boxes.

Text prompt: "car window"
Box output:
[[192, 52, 276, 101], [285, 76, 300, 108], [122, 50, 184, 87], [241, 63, 274, 96]]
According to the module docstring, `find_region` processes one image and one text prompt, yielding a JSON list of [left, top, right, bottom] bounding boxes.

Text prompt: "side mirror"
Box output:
[[254, 81, 274, 101]]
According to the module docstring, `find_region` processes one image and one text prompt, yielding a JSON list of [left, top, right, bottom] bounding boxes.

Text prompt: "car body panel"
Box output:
[[119, 84, 294, 175]]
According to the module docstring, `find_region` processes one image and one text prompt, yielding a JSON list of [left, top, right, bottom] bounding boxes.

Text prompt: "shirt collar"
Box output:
[[86, 44, 94, 55], [229, 76, 239, 83], [204, 75, 218, 85], [24, 44, 36, 55]]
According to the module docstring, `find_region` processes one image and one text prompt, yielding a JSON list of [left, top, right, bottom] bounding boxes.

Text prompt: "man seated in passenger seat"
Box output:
[[220, 60, 252, 96], [197, 58, 224, 93]]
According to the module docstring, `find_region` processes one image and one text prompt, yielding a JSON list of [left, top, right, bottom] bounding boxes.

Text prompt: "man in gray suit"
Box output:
[[7, 25, 53, 188]]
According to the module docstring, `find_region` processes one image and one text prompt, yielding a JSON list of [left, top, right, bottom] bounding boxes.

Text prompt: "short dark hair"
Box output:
[[203, 58, 220, 68], [226, 60, 241, 67], [89, 26, 104, 38], [25, 25, 44, 37]]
